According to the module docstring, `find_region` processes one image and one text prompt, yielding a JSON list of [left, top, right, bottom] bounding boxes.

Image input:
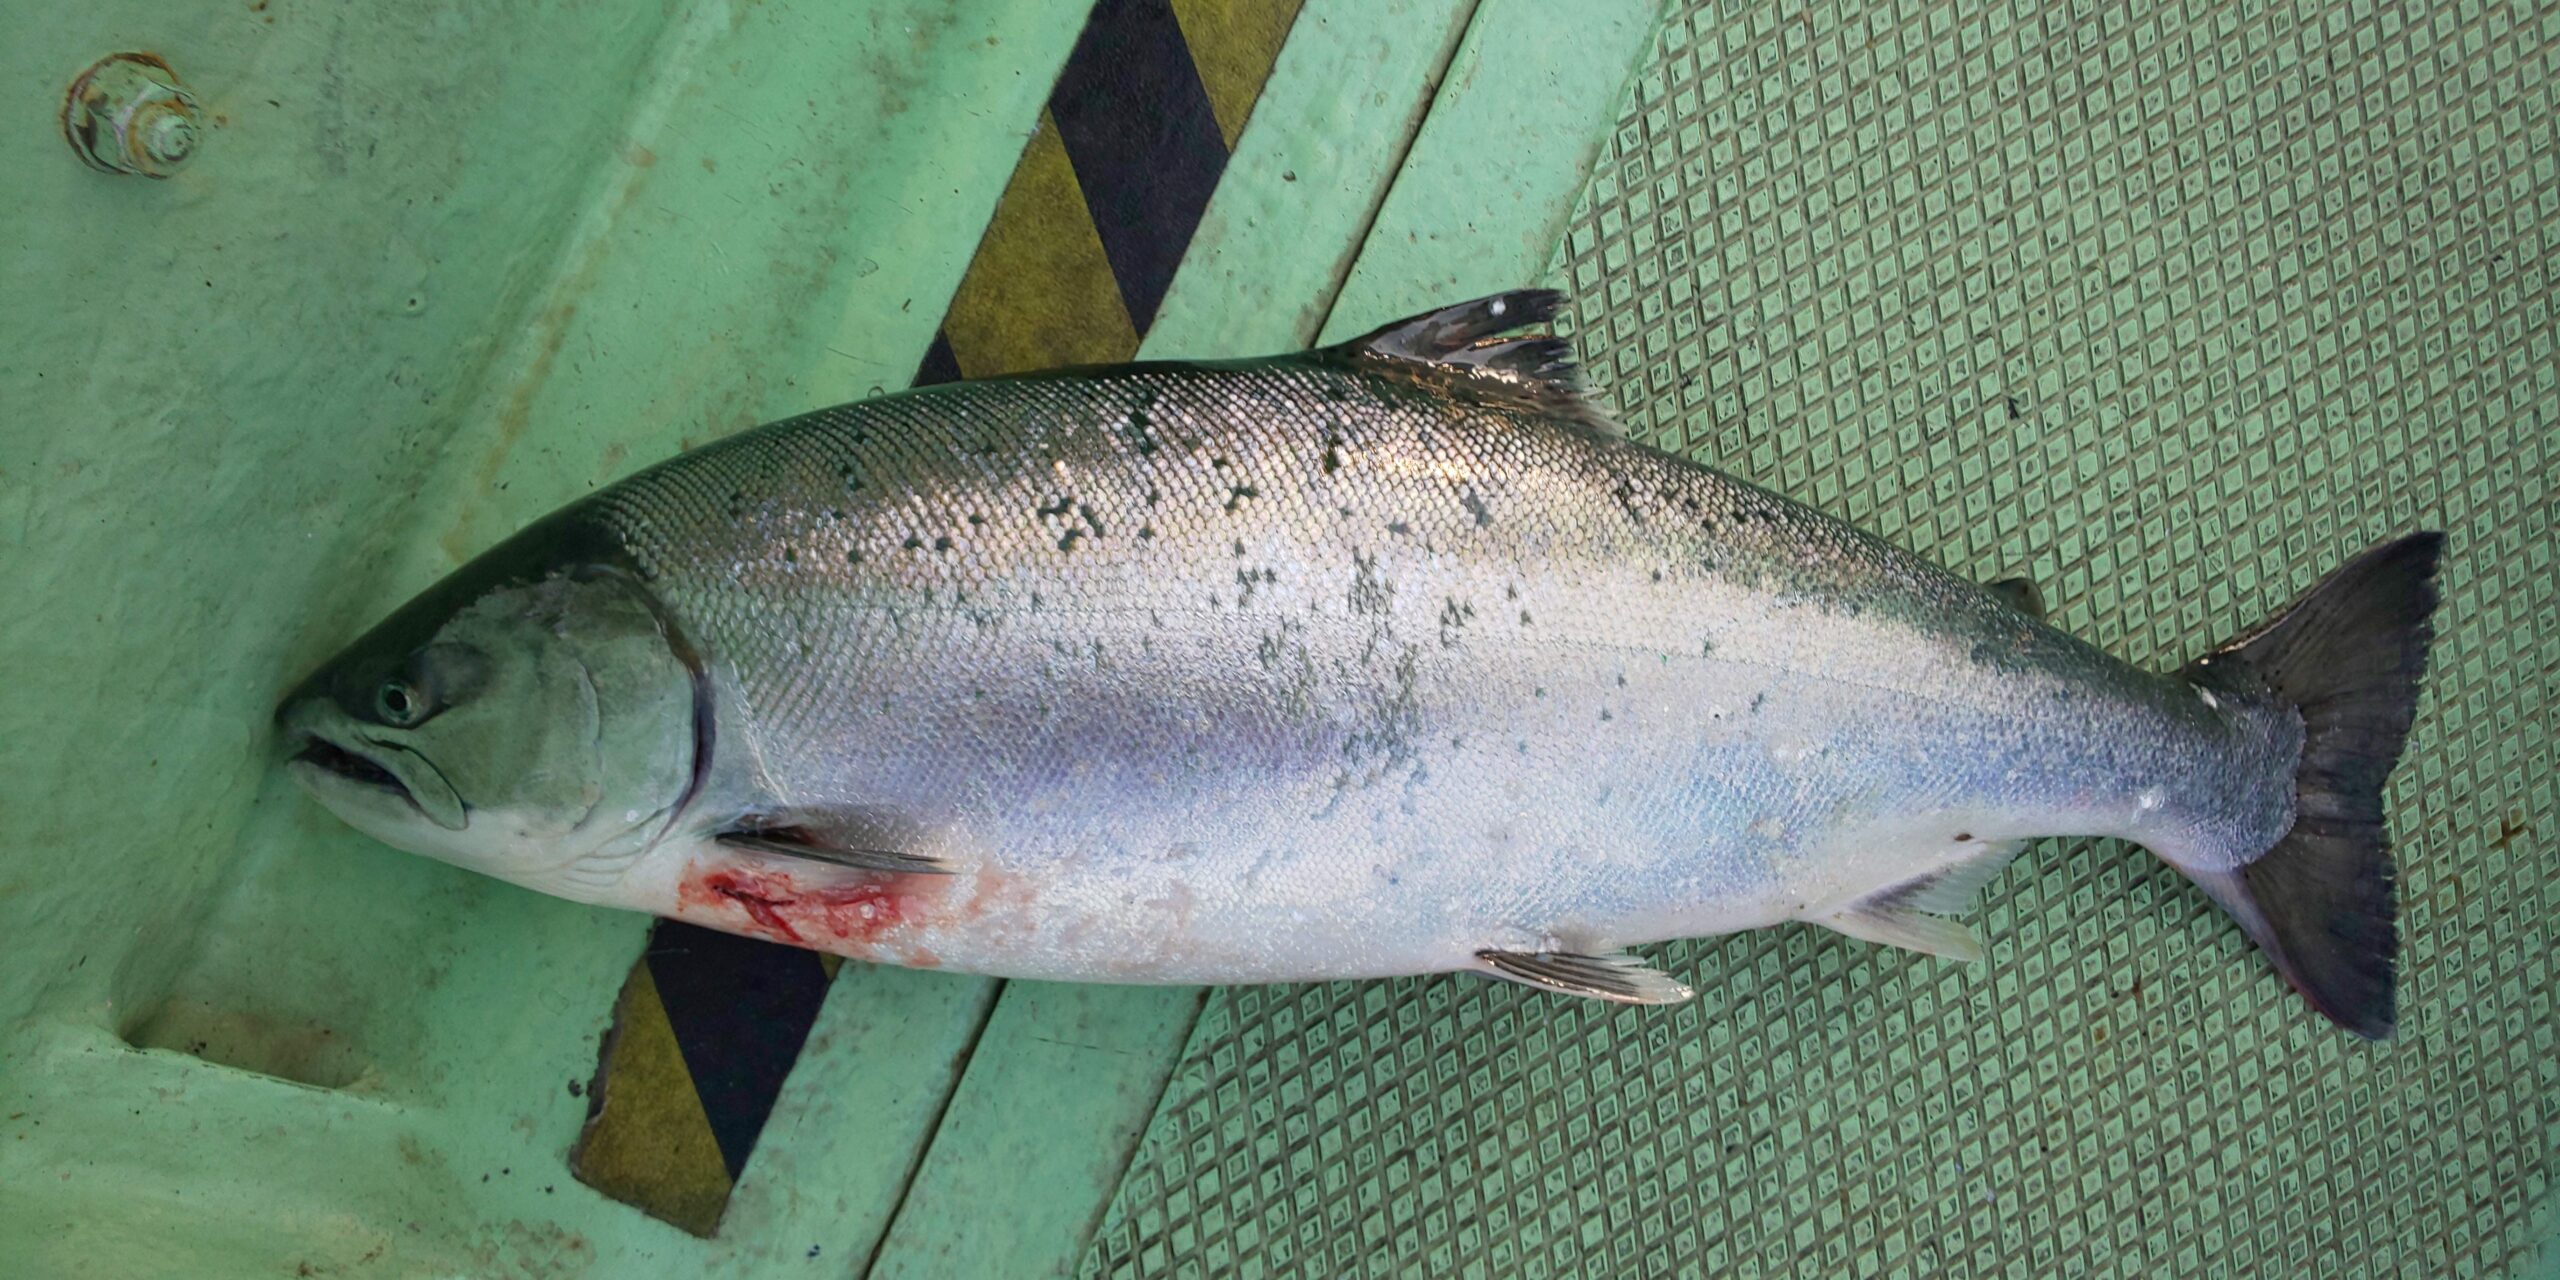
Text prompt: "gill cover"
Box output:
[[280, 545, 702, 897]]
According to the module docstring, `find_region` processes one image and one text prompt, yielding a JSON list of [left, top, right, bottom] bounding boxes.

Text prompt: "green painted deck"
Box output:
[[3, 0, 2555, 1276]]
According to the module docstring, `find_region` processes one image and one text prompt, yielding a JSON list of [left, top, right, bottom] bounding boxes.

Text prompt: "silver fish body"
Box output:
[[280, 293, 2440, 1035]]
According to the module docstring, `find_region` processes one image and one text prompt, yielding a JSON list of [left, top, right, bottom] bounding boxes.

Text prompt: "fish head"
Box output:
[[277, 543, 701, 899]]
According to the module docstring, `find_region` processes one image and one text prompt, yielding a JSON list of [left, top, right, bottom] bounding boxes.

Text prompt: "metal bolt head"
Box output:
[[63, 53, 203, 179], [139, 105, 198, 166]]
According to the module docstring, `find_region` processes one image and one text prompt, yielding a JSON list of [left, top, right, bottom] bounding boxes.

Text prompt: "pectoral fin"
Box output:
[[1476, 948, 1693, 1004], [716, 807, 954, 875]]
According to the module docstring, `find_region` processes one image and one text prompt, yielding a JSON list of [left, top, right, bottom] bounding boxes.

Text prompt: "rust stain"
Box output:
[[59, 51, 183, 171], [2488, 811, 2531, 850], [590, 440, 629, 488], [441, 299, 579, 561], [467, 1220, 596, 1280], [123, 997, 368, 1089], [439, 121, 674, 560]]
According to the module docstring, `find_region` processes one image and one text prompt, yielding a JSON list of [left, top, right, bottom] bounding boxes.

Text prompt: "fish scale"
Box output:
[[280, 290, 2439, 1036]]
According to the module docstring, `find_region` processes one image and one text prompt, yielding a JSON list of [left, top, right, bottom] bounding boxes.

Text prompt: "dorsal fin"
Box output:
[[1343, 289, 1567, 366], [1331, 290, 1619, 436]]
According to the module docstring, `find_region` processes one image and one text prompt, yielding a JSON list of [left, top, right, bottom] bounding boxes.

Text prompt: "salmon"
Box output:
[[278, 291, 2442, 1036]]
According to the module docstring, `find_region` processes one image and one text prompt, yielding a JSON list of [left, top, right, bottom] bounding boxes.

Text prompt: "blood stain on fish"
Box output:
[[680, 867, 920, 951]]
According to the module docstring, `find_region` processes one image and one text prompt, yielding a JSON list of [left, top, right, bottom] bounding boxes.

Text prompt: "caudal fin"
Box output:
[[2180, 532, 2445, 1038]]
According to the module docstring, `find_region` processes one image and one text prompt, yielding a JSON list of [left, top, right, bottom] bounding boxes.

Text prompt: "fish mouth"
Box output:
[[292, 735, 416, 807]]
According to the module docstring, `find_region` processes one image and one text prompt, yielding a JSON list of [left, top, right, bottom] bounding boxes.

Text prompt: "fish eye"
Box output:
[[376, 679, 424, 726]]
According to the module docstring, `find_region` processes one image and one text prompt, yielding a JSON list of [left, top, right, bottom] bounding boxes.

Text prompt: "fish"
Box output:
[[277, 290, 2443, 1038]]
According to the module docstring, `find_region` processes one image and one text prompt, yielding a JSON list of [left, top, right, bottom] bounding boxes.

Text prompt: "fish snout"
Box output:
[[273, 689, 465, 830]]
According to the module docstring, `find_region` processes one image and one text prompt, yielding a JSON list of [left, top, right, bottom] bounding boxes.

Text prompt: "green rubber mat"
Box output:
[[1080, 1, 2559, 1276]]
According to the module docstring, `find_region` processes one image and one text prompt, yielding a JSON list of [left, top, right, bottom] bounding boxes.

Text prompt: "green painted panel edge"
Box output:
[[703, 967, 1004, 1277], [1318, 0, 1667, 341], [865, 986, 1207, 1280]]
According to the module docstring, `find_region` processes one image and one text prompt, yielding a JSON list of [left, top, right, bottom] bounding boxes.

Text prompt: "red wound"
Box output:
[[680, 866, 918, 952]]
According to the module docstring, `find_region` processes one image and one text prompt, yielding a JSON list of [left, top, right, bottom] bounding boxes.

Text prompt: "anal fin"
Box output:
[[1814, 838, 2025, 962], [1476, 948, 1693, 1004], [1891, 838, 2026, 914], [1819, 905, 1984, 961]]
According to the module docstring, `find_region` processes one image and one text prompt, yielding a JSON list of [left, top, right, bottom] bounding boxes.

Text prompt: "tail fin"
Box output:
[[2179, 532, 2445, 1038]]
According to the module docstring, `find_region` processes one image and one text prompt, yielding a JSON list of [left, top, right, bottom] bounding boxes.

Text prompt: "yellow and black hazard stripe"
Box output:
[[572, 0, 1304, 1235], [569, 926, 842, 1236], [918, 0, 1302, 384]]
